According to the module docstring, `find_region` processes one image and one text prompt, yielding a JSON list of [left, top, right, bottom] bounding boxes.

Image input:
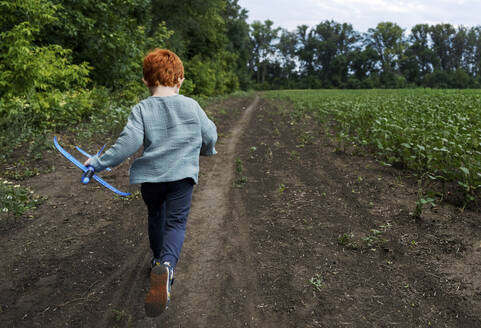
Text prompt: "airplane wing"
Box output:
[[75, 146, 111, 171], [54, 136, 89, 173], [54, 136, 130, 196], [75, 146, 92, 159], [93, 175, 131, 197]]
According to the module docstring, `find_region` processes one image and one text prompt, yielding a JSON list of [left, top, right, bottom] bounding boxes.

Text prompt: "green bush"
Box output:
[[0, 0, 93, 130], [185, 51, 239, 97]]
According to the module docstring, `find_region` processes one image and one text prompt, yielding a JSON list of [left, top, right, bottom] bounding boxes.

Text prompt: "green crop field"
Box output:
[[266, 89, 481, 212]]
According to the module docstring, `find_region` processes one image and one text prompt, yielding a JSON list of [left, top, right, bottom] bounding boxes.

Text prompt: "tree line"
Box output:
[[249, 20, 481, 89], [0, 0, 249, 129], [2, 0, 481, 132]]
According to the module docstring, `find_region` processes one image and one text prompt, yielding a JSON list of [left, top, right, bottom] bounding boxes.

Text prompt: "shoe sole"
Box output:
[[144, 265, 169, 317]]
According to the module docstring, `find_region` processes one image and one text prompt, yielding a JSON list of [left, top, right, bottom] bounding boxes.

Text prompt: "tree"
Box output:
[[224, 0, 251, 89], [464, 27, 481, 77], [429, 23, 457, 72], [276, 29, 298, 83], [39, 0, 166, 89], [452, 26, 467, 70], [151, 0, 242, 95], [311, 20, 359, 86], [400, 24, 436, 84], [250, 20, 280, 84], [350, 46, 380, 82], [245, 18, 481, 90], [366, 22, 406, 73], [296, 25, 316, 80]]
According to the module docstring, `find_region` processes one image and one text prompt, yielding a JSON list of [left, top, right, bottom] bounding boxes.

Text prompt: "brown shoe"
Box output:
[[144, 262, 172, 317]]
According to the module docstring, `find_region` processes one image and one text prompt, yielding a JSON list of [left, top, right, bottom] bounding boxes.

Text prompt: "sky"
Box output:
[[237, 0, 481, 32]]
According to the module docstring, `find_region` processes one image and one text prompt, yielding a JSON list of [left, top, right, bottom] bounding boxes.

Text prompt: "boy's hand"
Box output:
[[83, 158, 92, 167]]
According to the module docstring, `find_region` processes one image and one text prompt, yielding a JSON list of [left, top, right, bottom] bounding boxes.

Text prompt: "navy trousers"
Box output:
[[140, 178, 194, 269]]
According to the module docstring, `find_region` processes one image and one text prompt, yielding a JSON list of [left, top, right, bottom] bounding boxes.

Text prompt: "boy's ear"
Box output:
[[142, 78, 149, 87], [177, 77, 185, 88]]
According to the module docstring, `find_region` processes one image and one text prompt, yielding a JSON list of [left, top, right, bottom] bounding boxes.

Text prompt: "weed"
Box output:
[[0, 179, 45, 222], [298, 131, 314, 146], [338, 222, 391, 250], [236, 175, 248, 187], [362, 222, 392, 248], [235, 158, 243, 174], [394, 174, 404, 187], [278, 183, 286, 193], [273, 127, 280, 137], [362, 229, 386, 248], [379, 222, 392, 230], [414, 174, 437, 219], [289, 150, 299, 160], [234, 158, 248, 187], [249, 146, 257, 159], [309, 274, 325, 292], [3, 161, 40, 181], [337, 232, 359, 249]]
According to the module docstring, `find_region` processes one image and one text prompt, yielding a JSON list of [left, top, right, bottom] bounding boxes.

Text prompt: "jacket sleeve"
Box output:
[[89, 105, 144, 172], [197, 102, 218, 156]]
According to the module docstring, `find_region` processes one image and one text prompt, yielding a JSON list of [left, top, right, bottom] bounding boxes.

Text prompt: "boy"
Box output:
[[84, 49, 217, 317]]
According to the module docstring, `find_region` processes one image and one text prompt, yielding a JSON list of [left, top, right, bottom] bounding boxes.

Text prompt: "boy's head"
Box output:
[[143, 49, 184, 88]]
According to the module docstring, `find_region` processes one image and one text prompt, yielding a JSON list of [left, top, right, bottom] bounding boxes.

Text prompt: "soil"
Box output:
[[1, 94, 481, 327]]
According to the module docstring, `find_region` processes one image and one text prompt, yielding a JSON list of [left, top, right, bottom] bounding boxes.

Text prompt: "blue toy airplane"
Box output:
[[53, 136, 131, 196]]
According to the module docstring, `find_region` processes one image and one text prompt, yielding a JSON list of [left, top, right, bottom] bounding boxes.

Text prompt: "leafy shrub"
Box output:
[[185, 51, 239, 97], [0, 0, 92, 130]]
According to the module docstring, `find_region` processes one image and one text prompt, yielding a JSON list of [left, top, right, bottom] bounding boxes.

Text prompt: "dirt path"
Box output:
[[159, 95, 261, 327], [95, 95, 263, 327]]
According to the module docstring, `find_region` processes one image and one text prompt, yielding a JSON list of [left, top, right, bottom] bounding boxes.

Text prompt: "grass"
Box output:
[[0, 178, 45, 224]]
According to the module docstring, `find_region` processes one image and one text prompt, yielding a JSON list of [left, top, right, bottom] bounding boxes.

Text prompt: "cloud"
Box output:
[[238, 0, 481, 32]]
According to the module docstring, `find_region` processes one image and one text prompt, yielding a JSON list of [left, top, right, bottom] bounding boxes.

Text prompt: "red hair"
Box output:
[[143, 49, 184, 87]]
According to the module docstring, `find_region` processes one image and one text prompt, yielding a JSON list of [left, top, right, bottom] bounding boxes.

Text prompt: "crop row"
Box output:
[[267, 89, 481, 208]]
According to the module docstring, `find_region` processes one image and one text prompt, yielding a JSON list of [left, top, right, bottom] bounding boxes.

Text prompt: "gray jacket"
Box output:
[[90, 95, 217, 184]]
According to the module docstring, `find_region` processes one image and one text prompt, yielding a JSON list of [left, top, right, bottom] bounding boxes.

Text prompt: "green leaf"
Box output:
[[460, 167, 469, 176]]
